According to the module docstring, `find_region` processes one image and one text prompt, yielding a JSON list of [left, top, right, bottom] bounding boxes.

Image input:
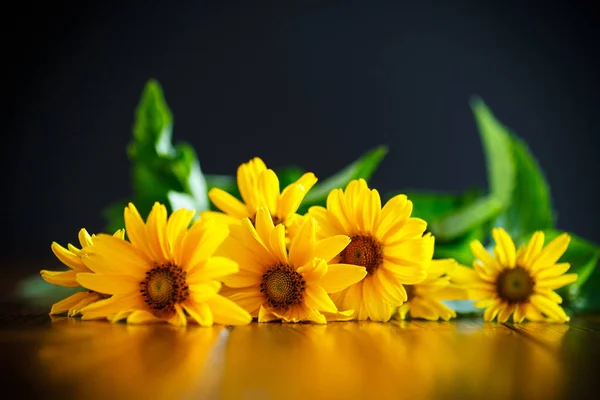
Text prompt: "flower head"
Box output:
[[203, 157, 317, 233], [217, 207, 367, 324], [395, 259, 459, 321], [462, 228, 577, 323], [308, 179, 434, 322], [41, 229, 124, 316], [77, 202, 252, 327]]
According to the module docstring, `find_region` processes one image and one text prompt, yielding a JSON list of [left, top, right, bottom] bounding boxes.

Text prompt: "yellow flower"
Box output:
[[41, 228, 124, 316], [308, 179, 434, 321], [76, 202, 252, 327], [217, 207, 367, 324], [462, 228, 577, 323], [203, 157, 317, 233], [395, 259, 459, 321]]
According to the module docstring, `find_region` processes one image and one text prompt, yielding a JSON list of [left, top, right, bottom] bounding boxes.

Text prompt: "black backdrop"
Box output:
[[4, 0, 599, 268]]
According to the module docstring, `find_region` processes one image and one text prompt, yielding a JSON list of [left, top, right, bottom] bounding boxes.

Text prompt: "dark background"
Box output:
[[3, 0, 599, 270]]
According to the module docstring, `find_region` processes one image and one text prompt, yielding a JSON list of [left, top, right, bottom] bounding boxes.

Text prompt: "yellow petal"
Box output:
[[78, 228, 94, 248], [269, 224, 288, 265], [326, 189, 354, 234], [296, 172, 318, 192], [534, 263, 571, 279], [483, 300, 503, 322], [221, 269, 262, 288], [469, 240, 501, 271], [497, 304, 516, 323], [181, 220, 229, 270], [258, 169, 280, 215], [531, 233, 571, 273], [207, 295, 252, 325], [83, 234, 150, 278], [381, 260, 427, 285], [513, 303, 527, 323], [68, 292, 103, 317], [188, 256, 239, 283], [308, 206, 341, 237], [530, 294, 569, 322], [40, 270, 79, 287], [314, 235, 350, 262], [374, 268, 407, 304], [297, 258, 327, 283], [375, 194, 410, 238], [166, 208, 195, 257], [183, 300, 214, 327], [208, 188, 249, 219], [80, 293, 142, 320], [427, 258, 457, 278], [304, 285, 337, 313], [492, 228, 517, 268], [49, 291, 94, 315], [362, 277, 392, 322], [167, 303, 188, 327], [254, 205, 275, 245], [237, 159, 262, 211], [258, 305, 280, 323], [189, 281, 222, 299], [289, 216, 316, 267], [124, 203, 153, 260], [76, 273, 139, 295], [384, 235, 434, 267], [146, 202, 170, 263], [521, 231, 545, 267], [380, 218, 428, 245], [127, 310, 163, 324], [535, 273, 578, 290], [319, 263, 367, 293], [278, 184, 306, 221], [223, 287, 264, 316], [51, 242, 87, 271]]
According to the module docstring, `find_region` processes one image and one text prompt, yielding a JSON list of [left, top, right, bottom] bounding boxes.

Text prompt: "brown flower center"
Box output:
[[496, 267, 535, 304], [260, 264, 305, 310], [140, 263, 189, 315], [339, 235, 383, 274]]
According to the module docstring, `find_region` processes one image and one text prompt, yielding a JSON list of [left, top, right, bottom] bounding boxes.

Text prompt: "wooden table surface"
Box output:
[[0, 300, 598, 400]]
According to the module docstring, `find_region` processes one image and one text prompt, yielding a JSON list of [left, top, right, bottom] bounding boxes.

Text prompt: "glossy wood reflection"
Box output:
[[0, 312, 598, 400]]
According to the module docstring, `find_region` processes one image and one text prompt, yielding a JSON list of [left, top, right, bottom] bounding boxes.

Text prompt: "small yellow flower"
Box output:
[[41, 229, 124, 316], [77, 202, 252, 327], [217, 207, 367, 324], [461, 228, 577, 323], [395, 259, 459, 321], [203, 157, 317, 234], [308, 179, 434, 322]]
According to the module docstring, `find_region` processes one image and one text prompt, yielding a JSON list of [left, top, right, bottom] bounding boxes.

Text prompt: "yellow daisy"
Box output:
[[41, 228, 124, 316], [217, 207, 367, 324], [308, 179, 434, 322], [395, 259, 459, 321], [463, 228, 577, 323], [76, 202, 252, 327], [203, 157, 317, 232]]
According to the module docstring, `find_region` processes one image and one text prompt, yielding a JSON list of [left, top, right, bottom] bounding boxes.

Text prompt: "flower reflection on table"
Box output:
[[37, 318, 568, 400]]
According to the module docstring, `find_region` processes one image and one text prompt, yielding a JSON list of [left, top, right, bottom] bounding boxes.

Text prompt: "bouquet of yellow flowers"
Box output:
[[37, 80, 599, 326]]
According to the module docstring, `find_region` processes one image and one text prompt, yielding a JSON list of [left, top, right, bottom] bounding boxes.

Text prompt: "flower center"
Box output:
[[496, 267, 535, 303], [339, 235, 383, 274], [140, 263, 189, 315], [260, 264, 305, 310]]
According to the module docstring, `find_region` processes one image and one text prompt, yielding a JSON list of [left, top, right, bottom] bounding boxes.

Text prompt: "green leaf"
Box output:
[[428, 196, 504, 242], [104, 79, 209, 230], [494, 136, 554, 239], [470, 97, 516, 204], [128, 79, 174, 161], [299, 145, 388, 213]]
